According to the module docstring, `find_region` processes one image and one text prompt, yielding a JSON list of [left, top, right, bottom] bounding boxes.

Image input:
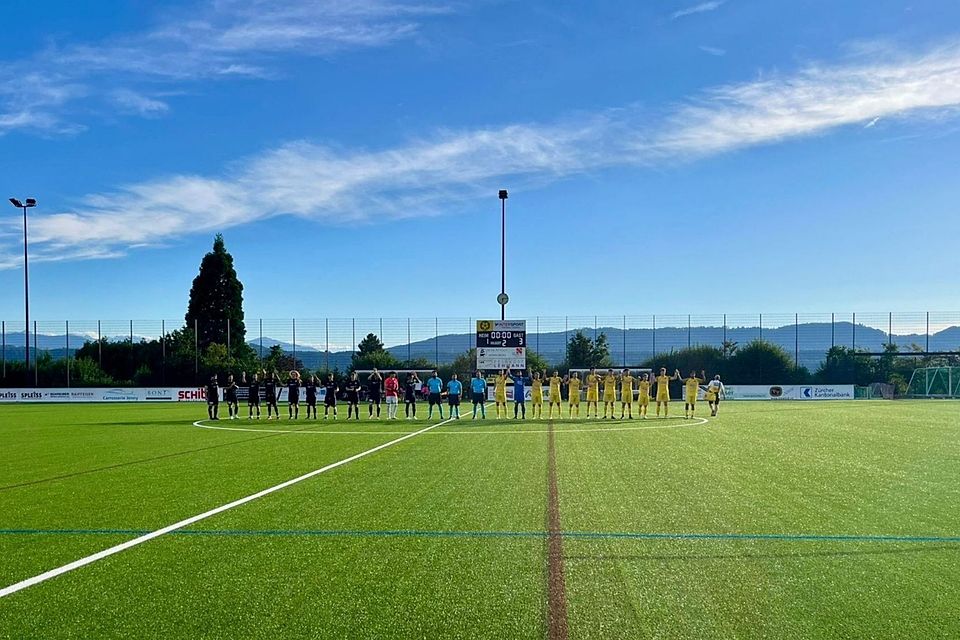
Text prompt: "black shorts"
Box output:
[[472, 392, 485, 404], [429, 393, 442, 406], [288, 394, 300, 404], [306, 396, 317, 406], [404, 395, 417, 404], [224, 393, 237, 404], [248, 395, 260, 406], [448, 395, 461, 407], [207, 399, 219, 406], [325, 395, 336, 407], [266, 394, 277, 405], [368, 392, 381, 403], [347, 392, 360, 404]]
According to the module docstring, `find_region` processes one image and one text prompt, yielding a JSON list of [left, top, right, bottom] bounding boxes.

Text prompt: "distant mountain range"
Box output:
[[3, 321, 957, 371]]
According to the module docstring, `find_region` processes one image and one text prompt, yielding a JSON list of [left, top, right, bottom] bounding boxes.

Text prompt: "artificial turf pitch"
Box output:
[[0, 400, 958, 638]]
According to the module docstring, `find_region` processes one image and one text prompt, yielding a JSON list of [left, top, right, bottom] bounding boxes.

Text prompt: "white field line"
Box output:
[[0, 413, 461, 600], [192, 416, 709, 435]]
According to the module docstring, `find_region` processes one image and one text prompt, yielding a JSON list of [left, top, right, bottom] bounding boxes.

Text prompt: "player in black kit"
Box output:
[[404, 372, 421, 419], [205, 375, 220, 420], [264, 370, 280, 419], [304, 375, 319, 419], [367, 368, 383, 418], [287, 370, 301, 420], [243, 371, 261, 419], [345, 371, 362, 420], [323, 373, 338, 420], [223, 374, 239, 419]]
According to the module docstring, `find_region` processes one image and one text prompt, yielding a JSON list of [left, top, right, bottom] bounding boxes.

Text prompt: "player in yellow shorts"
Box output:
[[683, 370, 706, 418], [705, 374, 725, 416], [585, 368, 600, 418], [548, 371, 564, 419], [637, 373, 652, 418], [602, 368, 618, 419], [619, 368, 635, 420], [494, 370, 508, 419], [567, 372, 581, 418], [655, 367, 681, 417], [530, 372, 544, 419]]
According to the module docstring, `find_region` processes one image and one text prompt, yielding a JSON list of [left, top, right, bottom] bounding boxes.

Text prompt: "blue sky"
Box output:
[[1, 0, 958, 323]]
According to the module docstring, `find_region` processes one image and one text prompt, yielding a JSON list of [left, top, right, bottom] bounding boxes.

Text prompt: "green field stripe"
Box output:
[[3, 528, 959, 544]]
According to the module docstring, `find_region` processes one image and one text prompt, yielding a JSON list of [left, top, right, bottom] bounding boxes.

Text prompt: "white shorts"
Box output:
[[386, 396, 398, 405]]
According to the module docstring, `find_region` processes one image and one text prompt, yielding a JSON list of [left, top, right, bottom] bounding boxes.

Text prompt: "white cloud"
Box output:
[[4, 41, 960, 268], [671, 1, 726, 21], [698, 45, 727, 56], [0, 0, 449, 134]]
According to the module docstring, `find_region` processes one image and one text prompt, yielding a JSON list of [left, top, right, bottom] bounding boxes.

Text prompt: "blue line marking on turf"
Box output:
[[2, 528, 959, 544]]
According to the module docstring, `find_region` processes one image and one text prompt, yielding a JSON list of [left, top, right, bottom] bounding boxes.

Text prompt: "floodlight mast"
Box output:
[[498, 189, 508, 321], [9, 197, 36, 385]]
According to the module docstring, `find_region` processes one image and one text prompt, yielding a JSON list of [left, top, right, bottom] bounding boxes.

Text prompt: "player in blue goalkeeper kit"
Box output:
[[510, 369, 526, 419]]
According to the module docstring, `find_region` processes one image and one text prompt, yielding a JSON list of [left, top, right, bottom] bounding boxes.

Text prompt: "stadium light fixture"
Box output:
[[9, 197, 36, 385], [498, 189, 508, 321]]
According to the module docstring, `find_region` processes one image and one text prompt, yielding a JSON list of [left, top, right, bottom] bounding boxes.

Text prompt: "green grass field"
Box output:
[[1, 400, 958, 638]]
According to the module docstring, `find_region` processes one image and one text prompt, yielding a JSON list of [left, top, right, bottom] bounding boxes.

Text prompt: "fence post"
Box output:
[[352, 318, 356, 352], [227, 318, 231, 354], [687, 315, 691, 349], [293, 318, 297, 367], [759, 314, 763, 342], [33, 321, 38, 386], [722, 314, 727, 352], [380, 318, 383, 341], [194, 318, 199, 378], [652, 314, 656, 357], [325, 318, 330, 371], [1, 320, 5, 380], [888, 312, 892, 347], [161, 319, 166, 384], [98, 320, 102, 368], [259, 319, 263, 366], [926, 312, 930, 352], [406, 318, 411, 363], [66, 320, 70, 388], [565, 316, 569, 359], [537, 316, 540, 354], [852, 313, 857, 350], [831, 313, 835, 348], [435, 317, 439, 367], [130, 319, 133, 343], [623, 315, 627, 366], [795, 313, 799, 368], [593, 316, 597, 343]]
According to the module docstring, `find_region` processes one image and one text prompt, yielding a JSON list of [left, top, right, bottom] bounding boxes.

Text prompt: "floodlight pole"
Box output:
[[9, 198, 35, 385], [498, 189, 508, 321]]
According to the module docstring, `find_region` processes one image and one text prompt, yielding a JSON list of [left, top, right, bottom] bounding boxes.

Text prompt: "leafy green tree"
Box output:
[[725, 340, 810, 384], [185, 234, 246, 353], [564, 330, 613, 369], [642, 345, 725, 377], [352, 333, 401, 370]]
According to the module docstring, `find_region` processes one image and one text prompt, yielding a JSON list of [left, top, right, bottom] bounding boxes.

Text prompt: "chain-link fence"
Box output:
[[1, 312, 958, 387]]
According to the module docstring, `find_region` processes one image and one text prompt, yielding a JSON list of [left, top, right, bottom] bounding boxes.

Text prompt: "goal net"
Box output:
[[906, 366, 960, 398]]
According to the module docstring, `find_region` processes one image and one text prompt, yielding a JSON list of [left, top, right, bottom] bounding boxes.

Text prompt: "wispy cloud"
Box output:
[[0, 0, 450, 135], [4, 41, 960, 268], [671, 1, 726, 21], [698, 45, 727, 56]]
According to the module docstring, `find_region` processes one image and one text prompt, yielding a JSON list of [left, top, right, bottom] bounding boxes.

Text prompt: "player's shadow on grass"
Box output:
[[564, 545, 958, 563], [74, 419, 206, 427]]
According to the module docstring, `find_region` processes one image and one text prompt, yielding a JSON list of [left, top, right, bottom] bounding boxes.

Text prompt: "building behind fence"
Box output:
[[1, 312, 958, 387]]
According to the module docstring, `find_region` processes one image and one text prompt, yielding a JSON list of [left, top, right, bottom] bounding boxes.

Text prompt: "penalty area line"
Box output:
[[0, 413, 459, 600]]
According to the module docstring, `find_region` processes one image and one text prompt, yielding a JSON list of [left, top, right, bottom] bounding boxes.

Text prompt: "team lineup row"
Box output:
[[201, 367, 727, 422]]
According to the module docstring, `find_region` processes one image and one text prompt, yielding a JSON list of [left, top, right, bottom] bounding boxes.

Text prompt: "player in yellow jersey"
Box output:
[[548, 371, 563, 419], [619, 368, 635, 420], [494, 370, 508, 419], [602, 368, 618, 419], [585, 368, 600, 418], [637, 372, 652, 419], [655, 367, 681, 417], [567, 372, 581, 418], [683, 370, 706, 418], [530, 372, 544, 419]]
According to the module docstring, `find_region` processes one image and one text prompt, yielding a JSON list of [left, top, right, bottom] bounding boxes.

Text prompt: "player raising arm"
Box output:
[[223, 374, 239, 420], [287, 370, 302, 420], [404, 372, 420, 419], [243, 371, 261, 420], [683, 370, 706, 419], [655, 368, 681, 418], [367, 368, 383, 418], [323, 373, 338, 420], [705, 374, 725, 417]]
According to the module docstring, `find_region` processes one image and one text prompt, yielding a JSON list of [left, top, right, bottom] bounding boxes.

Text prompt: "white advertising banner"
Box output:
[[0, 388, 207, 403], [476, 346, 527, 371], [722, 385, 855, 401]]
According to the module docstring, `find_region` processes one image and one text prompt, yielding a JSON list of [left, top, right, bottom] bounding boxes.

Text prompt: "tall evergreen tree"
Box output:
[[185, 234, 246, 351]]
